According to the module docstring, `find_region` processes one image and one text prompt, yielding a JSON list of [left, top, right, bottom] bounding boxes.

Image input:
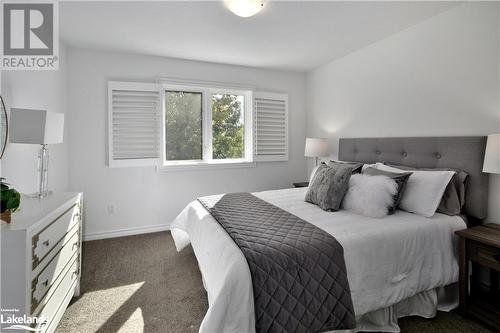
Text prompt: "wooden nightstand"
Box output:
[[455, 224, 500, 330], [293, 182, 309, 188]]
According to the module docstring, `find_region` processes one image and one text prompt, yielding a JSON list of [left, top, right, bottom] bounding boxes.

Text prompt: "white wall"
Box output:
[[0, 44, 70, 194], [307, 3, 500, 223], [67, 47, 307, 239], [490, 3, 500, 225]]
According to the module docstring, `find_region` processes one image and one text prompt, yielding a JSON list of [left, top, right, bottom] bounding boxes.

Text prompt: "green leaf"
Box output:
[[6, 197, 20, 211], [2, 189, 13, 201], [1, 188, 20, 212]]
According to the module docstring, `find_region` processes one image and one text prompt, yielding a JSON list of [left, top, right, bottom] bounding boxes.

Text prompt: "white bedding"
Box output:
[[170, 187, 466, 333]]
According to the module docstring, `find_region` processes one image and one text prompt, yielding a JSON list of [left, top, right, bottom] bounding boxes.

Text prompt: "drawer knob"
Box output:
[[42, 279, 48, 287], [494, 254, 500, 262], [42, 240, 50, 247]]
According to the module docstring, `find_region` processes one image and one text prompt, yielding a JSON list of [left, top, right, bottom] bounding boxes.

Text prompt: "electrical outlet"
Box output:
[[107, 204, 115, 215]]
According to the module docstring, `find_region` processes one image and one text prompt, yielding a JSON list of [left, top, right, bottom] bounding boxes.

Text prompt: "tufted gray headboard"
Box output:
[[338, 136, 489, 221]]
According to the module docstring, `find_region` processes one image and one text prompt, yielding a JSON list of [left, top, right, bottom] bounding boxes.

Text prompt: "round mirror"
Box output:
[[0, 96, 7, 159]]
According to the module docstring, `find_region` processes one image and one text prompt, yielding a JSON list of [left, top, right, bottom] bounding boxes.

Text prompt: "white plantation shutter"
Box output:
[[108, 81, 161, 167], [254, 92, 289, 161]]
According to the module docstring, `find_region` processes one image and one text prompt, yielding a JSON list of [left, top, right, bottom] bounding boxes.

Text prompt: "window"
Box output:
[[108, 80, 288, 169], [162, 84, 253, 167], [212, 93, 245, 160], [165, 91, 203, 162]]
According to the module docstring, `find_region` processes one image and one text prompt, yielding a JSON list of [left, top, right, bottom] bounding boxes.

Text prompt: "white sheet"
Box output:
[[170, 188, 466, 333]]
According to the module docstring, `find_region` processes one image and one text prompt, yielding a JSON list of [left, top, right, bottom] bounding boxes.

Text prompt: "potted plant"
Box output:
[[1, 177, 20, 223]]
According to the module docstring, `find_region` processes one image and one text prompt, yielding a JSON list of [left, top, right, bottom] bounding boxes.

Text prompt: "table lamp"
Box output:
[[483, 134, 500, 174], [304, 137, 329, 166], [9, 108, 64, 198]]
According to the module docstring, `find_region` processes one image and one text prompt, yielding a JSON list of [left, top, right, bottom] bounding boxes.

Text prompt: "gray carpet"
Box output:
[[57, 231, 492, 333]]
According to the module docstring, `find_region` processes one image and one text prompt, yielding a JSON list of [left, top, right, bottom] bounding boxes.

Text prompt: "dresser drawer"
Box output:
[[33, 257, 79, 332], [32, 203, 80, 270], [32, 223, 80, 278], [468, 240, 500, 271], [31, 230, 79, 314]]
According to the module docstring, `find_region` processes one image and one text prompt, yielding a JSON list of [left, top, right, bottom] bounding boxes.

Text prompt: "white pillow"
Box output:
[[342, 174, 398, 218], [361, 163, 376, 172], [374, 163, 454, 217]]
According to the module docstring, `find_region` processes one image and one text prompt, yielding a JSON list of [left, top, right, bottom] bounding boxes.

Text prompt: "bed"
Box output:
[[170, 136, 489, 332]]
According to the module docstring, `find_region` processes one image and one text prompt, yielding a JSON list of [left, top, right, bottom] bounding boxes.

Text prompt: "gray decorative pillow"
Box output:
[[362, 167, 412, 214], [386, 164, 469, 216], [305, 163, 353, 211], [328, 160, 363, 174]]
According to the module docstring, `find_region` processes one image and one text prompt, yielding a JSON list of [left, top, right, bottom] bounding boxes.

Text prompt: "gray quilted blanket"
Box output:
[[198, 192, 355, 333]]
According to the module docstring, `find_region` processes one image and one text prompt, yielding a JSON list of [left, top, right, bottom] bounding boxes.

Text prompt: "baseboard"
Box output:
[[83, 224, 170, 241]]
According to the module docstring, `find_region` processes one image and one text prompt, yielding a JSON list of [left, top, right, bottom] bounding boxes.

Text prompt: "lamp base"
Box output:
[[32, 144, 51, 199]]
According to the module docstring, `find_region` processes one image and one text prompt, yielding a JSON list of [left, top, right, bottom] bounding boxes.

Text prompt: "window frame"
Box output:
[[160, 82, 254, 169]]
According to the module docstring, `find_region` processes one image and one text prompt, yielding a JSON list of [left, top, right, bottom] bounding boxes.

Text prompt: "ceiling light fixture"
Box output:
[[225, 0, 264, 18]]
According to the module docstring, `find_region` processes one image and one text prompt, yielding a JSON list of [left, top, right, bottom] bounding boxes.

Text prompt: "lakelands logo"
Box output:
[[1, 1, 59, 70], [1, 308, 48, 331]]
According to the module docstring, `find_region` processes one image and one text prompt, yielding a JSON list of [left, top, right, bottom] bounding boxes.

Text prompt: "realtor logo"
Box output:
[[1, 308, 48, 331], [1, 1, 59, 70]]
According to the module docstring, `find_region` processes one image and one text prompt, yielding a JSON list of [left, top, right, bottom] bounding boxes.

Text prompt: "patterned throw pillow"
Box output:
[[328, 160, 364, 174], [305, 163, 353, 211]]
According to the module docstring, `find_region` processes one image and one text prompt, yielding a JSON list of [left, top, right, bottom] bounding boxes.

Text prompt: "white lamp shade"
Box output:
[[304, 138, 329, 157], [483, 134, 500, 174], [9, 108, 64, 145]]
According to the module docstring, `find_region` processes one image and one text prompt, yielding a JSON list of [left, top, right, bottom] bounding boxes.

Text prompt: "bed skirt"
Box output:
[[338, 283, 458, 333]]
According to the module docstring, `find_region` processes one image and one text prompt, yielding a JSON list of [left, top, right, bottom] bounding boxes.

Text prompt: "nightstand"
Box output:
[[455, 224, 500, 330], [293, 182, 309, 188]]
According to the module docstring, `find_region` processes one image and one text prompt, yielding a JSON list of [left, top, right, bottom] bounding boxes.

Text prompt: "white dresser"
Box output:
[[1, 192, 83, 333]]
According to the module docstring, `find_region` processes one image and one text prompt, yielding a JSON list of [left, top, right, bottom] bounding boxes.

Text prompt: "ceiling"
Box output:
[[60, 1, 458, 72]]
